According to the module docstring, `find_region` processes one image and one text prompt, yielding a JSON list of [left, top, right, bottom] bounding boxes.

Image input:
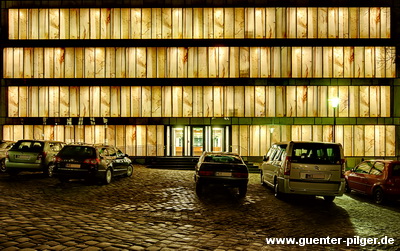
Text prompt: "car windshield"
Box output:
[[12, 141, 44, 152], [291, 143, 341, 164], [204, 155, 243, 164], [59, 146, 96, 158], [0, 142, 10, 149]]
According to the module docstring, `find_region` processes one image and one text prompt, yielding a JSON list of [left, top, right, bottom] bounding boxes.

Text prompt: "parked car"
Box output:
[[260, 141, 346, 202], [52, 144, 133, 184], [345, 160, 400, 204], [194, 151, 249, 198], [0, 140, 16, 173], [4, 140, 65, 177]]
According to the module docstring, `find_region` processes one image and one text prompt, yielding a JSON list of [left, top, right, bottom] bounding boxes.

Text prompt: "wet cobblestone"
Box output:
[[0, 165, 399, 250]]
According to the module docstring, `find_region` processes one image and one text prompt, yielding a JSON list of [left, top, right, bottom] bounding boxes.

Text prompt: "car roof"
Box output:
[[273, 141, 342, 145], [16, 139, 64, 143], [362, 159, 400, 164], [203, 151, 241, 156]]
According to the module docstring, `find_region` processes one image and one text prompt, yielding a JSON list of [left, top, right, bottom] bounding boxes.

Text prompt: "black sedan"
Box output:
[[194, 151, 249, 198]]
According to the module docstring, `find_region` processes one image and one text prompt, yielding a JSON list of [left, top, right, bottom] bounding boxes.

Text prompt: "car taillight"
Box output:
[[54, 156, 63, 163], [37, 151, 47, 160], [233, 172, 248, 178], [340, 159, 346, 178], [199, 170, 214, 176], [84, 158, 100, 164], [284, 156, 291, 175]]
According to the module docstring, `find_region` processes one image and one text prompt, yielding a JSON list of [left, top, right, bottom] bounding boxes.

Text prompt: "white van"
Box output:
[[260, 141, 345, 202]]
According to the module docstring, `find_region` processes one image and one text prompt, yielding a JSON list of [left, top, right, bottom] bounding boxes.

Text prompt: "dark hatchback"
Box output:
[[52, 144, 133, 185], [194, 151, 249, 198]]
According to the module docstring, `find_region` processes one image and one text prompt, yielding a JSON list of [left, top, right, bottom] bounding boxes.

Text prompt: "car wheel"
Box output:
[[0, 159, 7, 173], [238, 185, 247, 198], [274, 180, 282, 199], [126, 164, 133, 177], [103, 168, 112, 185], [195, 182, 203, 197], [345, 180, 351, 193], [373, 187, 385, 204], [260, 171, 266, 186], [323, 196, 335, 203], [45, 164, 54, 178]]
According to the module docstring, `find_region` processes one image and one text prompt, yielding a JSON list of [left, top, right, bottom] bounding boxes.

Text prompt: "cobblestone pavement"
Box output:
[[0, 165, 399, 250]]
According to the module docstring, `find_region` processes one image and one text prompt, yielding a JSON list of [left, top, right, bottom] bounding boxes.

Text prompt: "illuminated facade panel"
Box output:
[[8, 85, 391, 118], [8, 7, 391, 40], [3, 46, 396, 79]]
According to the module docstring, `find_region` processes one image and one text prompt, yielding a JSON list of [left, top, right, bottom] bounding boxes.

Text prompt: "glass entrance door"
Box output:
[[192, 127, 204, 156], [171, 127, 184, 156], [212, 127, 224, 152]]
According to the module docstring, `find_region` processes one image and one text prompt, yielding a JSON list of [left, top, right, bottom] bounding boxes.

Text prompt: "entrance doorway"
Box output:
[[166, 126, 230, 156]]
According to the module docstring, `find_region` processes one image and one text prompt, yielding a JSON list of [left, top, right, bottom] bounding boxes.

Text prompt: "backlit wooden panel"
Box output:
[[307, 86, 318, 117], [275, 86, 285, 117], [121, 86, 131, 117], [255, 86, 266, 117], [359, 86, 370, 117], [203, 86, 213, 117], [296, 86, 307, 117], [60, 86, 69, 117], [386, 126, 396, 156], [267, 86, 276, 117], [251, 126, 260, 156], [162, 86, 172, 117], [147, 125, 157, 156], [364, 125, 375, 156], [29, 86, 39, 117], [110, 86, 120, 117], [375, 126, 385, 156], [131, 86, 141, 117], [48, 86, 59, 117], [100, 86, 110, 117], [152, 86, 162, 117], [286, 86, 296, 117], [142, 86, 152, 117], [39, 86, 49, 117], [8, 87, 19, 117], [234, 86, 245, 117], [245, 86, 255, 117], [239, 125, 249, 156], [136, 125, 146, 156], [338, 86, 349, 117]]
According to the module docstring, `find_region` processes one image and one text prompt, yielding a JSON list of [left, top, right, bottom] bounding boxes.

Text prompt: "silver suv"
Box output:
[[5, 140, 65, 177], [260, 141, 346, 202]]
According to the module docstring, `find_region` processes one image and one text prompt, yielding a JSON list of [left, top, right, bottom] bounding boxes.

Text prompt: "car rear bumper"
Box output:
[[53, 167, 106, 179], [196, 176, 248, 187], [278, 177, 345, 196], [5, 160, 44, 171]]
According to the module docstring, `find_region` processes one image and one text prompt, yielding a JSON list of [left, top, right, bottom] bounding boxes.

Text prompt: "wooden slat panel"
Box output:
[[33, 125, 43, 141], [239, 125, 249, 156], [338, 86, 349, 117], [354, 47, 365, 78], [231, 125, 239, 153], [214, 86, 223, 117], [38, 86, 49, 117], [127, 47, 136, 78], [322, 125, 332, 142], [203, 86, 213, 117], [255, 8, 265, 39], [360, 7, 369, 38], [101, 8, 111, 39], [333, 47, 343, 78], [292, 47, 301, 78], [214, 8, 224, 39], [111, 8, 121, 39], [375, 126, 385, 156], [198, 47, 207, 78], [151, 8, 161, 39], [64, 47, 74, 78], [208, 47, 218, 78], [343, 126, 353, 156], [84, 125, 94, 144], [234, 86, 244, 117], [115, 47, 126, 78], [296, 8, 308, 38], [29, 86, 39, 117], [235, 8, 245, 38], [8, 9, 18, 39], [365, 125, 375, 156], [251, 126, 260, 156], [250, 47, 259, 78], [142, 86, 152, 117], [100, 86, 110, 117], [182, 86, 193, 117], [80, 8, 90, 39], [343, 47, 354, 78], [167, 47, 178, 78], [259, 126, 268, 155], [162, 8, 172, 39], [23, 48, 33, 78], [245, 86, 255, 117], [146, 47, 157, 78], [318, 8, 328, 38], [359, 86, 369, 117], [260, 47, 271, 77], [18, 87, 28, 117], [313, 47, 323, 78], [281, 125, 291, 142], [287, 8, 296, 38], [75, 47, 84, 78], [312, 125, 323, 142], [105, 125, 115, 146], [291, 125, 301, 141], [188, 47, 197, 78], [301, 47, 312, 78], [302, 125, 312, 141], [381, 86, 390, 117], [349, 86, 359, 117], [162, 86, 172, 117], [141, 8, 151, 39], [79, 86, 89, 117], [74, 125, 85, 143], [349, 8, 359, 38], [94, 125, 104, 144], [224, 86, 234, 117], [323, 47, 333, 78], [375, 47, 385, 78], [266, 8, 276, 38], [255, 86, 266, 117], [369, 86, 379, 117], [157, 125, 164, 156], [281, 47, 291, 78], [90, 86, 101, 117], [3, 48, 13, 78], [48, 86, 59, 117], [266, 86, 275, 117], [318, 86, 328, 117], [239, 47, 250, 78], [218, 47, 229, 78], [69, 9, 79, 39], [183, 8, 192, 39], [369, 7, 379, 39], [276, 7, 286, 38], [39, 9, 49, 39], [131, 86, 141, 117], [156, 47, 166, 78], [177, 47, 187, 78], [245, 8, 255, 39], [121, 86, 131, 117], [69, 86, 79, 117], [386, 126, 395, 156], [339, 8, 349, 38], [382, 7, 390, 39], [152, 86, 162, 117], [193, 8, 203, 39], [8, 87, 19, 117], [192, 86, 203, 117], [229, 47, 240, 78], [136, 125, 146, 156], [307, 86, 317, 117], [44, 48, 54, 78], [147, 125, 157, 156], [354, 125, 364, 156], [275, 86, 284, 117], [90, 9, 100, 39], [137, 47, 147, 78], [105, 47, 115, 78], [120, 8, 130, 39], [95, 47, 105, 78], [125, 125, 136, 156], [286, 86, 296, 117], [297, 86, 307, 117], [59, 86, 69, 117], [365, 47, 374, 78], [54, 48, 65, 78], [328, 86, 338, 117], [115, 125, 126, 153], [328, 8, 338, 39], [224, 8, 234, 38], [110, 86, 120, 117]]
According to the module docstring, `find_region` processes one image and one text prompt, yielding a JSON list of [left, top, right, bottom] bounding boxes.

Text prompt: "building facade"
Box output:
[[1, 0, 399, 166]]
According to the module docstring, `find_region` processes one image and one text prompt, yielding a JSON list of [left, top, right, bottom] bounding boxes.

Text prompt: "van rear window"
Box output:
[[291, 143, 341, 164]]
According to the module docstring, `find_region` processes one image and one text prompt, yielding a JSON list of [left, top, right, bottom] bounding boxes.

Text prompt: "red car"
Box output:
[[345, 160, 400, 204]]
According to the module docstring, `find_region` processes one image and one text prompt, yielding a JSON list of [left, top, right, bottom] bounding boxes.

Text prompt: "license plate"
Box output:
[[66, 163, 81, 168], [306, 173, 325, 179], [15, 155, 30, 160], [215, 172, 231, 177]]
